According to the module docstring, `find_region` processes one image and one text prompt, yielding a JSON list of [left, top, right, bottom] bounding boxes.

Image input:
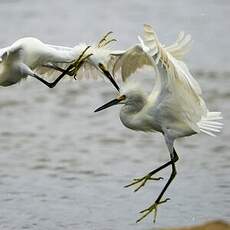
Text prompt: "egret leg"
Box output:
[[125, 149, 178, 192], [32, 46, 92, 88], [64, 45, 93, 79], [50, 45, 93, 79], [136, 148, 178, 223], [70, 53, 93, 79], [32, 63, 75, 88], [42, 64, 72, 76]]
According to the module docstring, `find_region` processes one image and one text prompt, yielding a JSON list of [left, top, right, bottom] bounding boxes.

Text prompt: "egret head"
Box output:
[[1, 50, 10, 63], [87, 47, 120, 92], [94, 83, 146, 112], [1, 46, 23, 63]]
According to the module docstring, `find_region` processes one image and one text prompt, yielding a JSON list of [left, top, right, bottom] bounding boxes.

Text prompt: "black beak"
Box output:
[[94, 98, 120, 112], [99, 64, 120, 92]]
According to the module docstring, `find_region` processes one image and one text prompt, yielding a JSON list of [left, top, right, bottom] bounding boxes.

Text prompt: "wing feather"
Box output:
[[33, 61, 101, 81], [144, 24, 207, 133], [143, 24, 201, 96], [112, 45, 153, 81], [166, 32, 192, 60]]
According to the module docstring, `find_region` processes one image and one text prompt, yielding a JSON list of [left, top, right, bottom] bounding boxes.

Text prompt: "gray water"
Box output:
[[0, 1, 229, 229]]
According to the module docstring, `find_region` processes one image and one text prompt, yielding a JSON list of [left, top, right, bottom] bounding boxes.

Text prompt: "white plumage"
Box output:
[[0, 37, 84, 87], [143, 24, 222, 137], [0, 34, 160, 90], [95, 24, 223, 223], [0, 35, 123, 88]]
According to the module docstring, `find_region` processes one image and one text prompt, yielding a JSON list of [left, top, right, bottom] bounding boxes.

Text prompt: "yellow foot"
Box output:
[[69, 46, 93, 78], [124, 174, 163, 192], [98, 31, 117, 48], [136, 198, 170, 223], [72, 52, 93, 79]]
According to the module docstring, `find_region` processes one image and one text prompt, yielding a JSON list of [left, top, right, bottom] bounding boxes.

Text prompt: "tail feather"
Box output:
[[200, 124, 222, 130], [199, 125, 221, 133], [198, 112, 223, 136]]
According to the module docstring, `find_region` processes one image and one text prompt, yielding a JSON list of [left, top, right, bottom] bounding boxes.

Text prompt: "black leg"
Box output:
[[155, 148, 177, 203], [125, 148, 179, 191], [33, 64, 74, 88], [42, 64, 72, 76], [136, 148, 178, 223], [147, 148, 178, 179], [32, 46, 93, 88]]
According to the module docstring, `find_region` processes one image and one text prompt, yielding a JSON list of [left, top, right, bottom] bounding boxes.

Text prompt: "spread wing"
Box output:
[[144, 24, 205, 132], [112, 44, 153, 82], [144, 24, 201, 96], [165, 31, 192, 60], [111, 27, 192, 83]]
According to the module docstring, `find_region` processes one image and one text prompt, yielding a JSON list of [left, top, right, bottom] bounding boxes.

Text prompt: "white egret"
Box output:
[[95, 24, 223, 223], [0, 33, 120, 90]]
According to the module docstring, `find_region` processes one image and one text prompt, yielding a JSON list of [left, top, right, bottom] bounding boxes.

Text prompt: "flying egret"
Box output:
[[0, 33, 119, 90], [94, 24, 223, 223], [0, 37, 93, 88]]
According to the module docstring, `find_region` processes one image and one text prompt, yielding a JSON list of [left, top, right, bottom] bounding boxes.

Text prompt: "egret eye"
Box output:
[[117, 95, 126, 101]]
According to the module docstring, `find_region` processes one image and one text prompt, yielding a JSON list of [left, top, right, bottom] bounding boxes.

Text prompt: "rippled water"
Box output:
[[0, 1, 229, 229]]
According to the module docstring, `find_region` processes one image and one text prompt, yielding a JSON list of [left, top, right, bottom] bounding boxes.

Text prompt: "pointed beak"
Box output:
[[94, 95, 126, 112], [98, 63, 120, 92]]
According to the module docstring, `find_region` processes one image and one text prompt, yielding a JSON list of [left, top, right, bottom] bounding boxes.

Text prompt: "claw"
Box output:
[[136, 198, 170, 223], [98, 31, 113, 47], [124, 175, 163, 192], [69, 48, 93, 77], [75, 46, 91, 63], [98, 31, 116, 48], [101, 38, 117, 47]]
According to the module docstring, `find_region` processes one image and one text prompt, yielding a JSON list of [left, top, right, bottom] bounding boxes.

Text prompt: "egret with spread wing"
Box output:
[[95, 24, 223, 223]]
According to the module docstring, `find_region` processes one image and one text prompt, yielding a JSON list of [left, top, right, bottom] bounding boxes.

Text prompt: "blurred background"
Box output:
[[0, 1, 229, 229]]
